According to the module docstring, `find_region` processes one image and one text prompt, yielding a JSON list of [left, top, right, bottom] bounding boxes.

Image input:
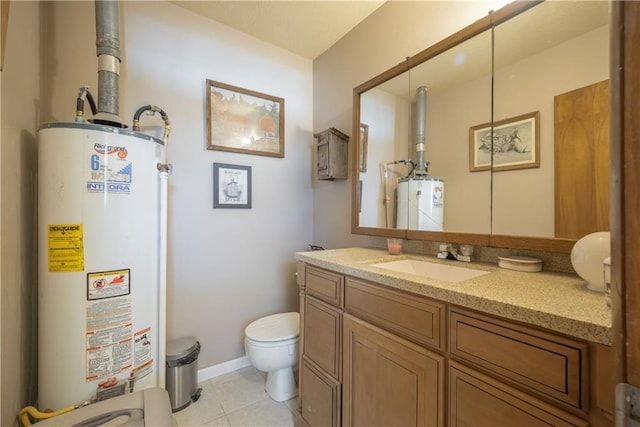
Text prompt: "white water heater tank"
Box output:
[[38, 122, 166, 409], [396, 177, 444, 231]]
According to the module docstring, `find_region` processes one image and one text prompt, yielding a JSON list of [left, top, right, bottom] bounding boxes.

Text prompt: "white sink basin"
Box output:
[[371, 259, 490, 283]]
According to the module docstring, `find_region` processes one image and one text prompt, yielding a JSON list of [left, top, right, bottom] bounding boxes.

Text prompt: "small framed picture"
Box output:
[[213, 163, 252, 209], [469, 111, 540, 172]]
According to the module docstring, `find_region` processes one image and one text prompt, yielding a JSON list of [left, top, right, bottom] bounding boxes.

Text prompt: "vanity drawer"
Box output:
[[345, 277, 444, 350], [306, 265, 344, 307], [449, 308, 588, 410], [449, 361, 588, 427]]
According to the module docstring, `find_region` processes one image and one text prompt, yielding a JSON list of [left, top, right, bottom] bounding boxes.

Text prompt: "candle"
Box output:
[[387, 238, 403, 255], [388, 243, 402, 255]]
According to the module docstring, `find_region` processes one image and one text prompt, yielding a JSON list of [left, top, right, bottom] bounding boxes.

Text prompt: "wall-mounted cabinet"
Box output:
[[315, 128, 349, 180]]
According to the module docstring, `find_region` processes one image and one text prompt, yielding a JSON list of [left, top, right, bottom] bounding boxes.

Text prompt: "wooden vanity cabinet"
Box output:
[[297, 262, 613, 427], [300, 272, 446, 427]]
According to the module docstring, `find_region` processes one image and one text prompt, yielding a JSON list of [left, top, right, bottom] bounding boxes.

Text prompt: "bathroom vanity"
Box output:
[[295, 248, 613, 427]]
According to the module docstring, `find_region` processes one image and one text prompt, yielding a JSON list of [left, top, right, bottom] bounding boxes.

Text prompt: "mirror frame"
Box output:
[[351, 0, 579, 253]]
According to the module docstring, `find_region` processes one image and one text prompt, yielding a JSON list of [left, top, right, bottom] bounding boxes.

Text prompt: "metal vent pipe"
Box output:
[[94, 0, 123, 127], [415, 86, 428, 175]]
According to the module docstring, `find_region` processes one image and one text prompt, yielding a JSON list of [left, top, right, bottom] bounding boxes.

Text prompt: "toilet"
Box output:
[[244, 312, 299, 402]]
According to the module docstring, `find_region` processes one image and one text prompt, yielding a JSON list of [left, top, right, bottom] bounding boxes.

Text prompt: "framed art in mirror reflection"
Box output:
[[359, 123, 369, 172], [469, 111, 540, 172]]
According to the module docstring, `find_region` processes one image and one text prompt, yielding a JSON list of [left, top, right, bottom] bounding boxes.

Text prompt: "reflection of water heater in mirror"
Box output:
[[396, 177, 444, 230]]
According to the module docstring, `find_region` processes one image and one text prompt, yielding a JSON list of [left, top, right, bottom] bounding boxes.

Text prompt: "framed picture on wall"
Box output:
[[469, 111, 540, 172], [359, 123, 369, 172], [213, 163, 252, 209], [206, 79, 285, 158]]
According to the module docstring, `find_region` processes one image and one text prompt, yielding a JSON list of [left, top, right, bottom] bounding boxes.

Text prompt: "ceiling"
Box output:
[[170, 1, 386, 60]]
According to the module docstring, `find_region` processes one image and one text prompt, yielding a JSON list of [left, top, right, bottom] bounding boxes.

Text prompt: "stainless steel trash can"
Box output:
[[166, 337, 202, 412]]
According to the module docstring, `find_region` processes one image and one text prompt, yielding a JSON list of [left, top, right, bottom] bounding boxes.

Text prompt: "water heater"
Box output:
[[396, 177, 444, 231], [38, 122, 167, 409]]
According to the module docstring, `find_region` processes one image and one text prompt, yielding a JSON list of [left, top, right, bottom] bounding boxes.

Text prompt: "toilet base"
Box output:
[[265, 367, 297, 402]]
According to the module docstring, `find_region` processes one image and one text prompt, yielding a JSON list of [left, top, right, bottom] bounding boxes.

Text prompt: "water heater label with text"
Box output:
[[87, 143, 132, 194], [87, 269, 131, 300], [47, 224, 84, 272], [85, 298, 133, 382]]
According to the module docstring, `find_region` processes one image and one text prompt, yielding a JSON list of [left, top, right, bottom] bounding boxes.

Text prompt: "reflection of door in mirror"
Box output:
[[491, 1, 609, 239], [555, 80, 610, 239]]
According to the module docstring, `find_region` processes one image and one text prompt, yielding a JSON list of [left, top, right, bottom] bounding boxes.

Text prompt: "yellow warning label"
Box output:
[[48, 224, 84, 272]]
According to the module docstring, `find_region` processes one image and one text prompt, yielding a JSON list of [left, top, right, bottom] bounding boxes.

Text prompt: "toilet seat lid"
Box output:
[[245, 312, 299, 342]]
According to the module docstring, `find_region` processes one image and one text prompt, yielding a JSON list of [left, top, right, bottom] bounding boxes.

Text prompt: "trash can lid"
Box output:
[[245, 312, 299, 342], [167, 336, 199, 362]]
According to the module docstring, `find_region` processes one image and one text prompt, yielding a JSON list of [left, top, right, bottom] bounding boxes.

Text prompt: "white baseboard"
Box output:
[[197, 355, 252, 383]]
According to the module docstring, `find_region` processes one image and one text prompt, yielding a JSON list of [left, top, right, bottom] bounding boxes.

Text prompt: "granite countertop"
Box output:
[[295, 247, 612, 345]]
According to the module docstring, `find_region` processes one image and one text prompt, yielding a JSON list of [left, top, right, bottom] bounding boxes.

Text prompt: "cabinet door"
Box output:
[[301, 358, 341, 427], [449, 362, 588, 427], [342, 314, 444, 427], [304, 296, 342, 380], [317, 137, 330, 179]]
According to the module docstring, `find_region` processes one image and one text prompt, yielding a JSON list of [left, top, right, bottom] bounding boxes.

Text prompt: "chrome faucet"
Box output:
[[437, 244, 473, 262]]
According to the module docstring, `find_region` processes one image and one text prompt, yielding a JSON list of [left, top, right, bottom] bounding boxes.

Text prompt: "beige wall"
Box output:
[[2, 0, 313, 414], [45, 1, 313, 371], [312, 0, 515, 249], [1, 1, 41, 424]]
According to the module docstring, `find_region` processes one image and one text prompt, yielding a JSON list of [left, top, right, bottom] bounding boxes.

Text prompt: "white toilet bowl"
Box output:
[[244, 312, 299, 402]]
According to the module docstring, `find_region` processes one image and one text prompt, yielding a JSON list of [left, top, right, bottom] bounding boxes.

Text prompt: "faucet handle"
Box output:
[[460, 245, 474, 257]]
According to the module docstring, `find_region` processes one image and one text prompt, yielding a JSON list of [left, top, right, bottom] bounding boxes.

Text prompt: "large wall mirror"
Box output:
[[352, 0, 610, 253]]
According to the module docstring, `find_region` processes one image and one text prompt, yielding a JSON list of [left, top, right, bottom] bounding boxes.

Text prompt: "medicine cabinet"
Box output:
[[352, 0, 610, 252]]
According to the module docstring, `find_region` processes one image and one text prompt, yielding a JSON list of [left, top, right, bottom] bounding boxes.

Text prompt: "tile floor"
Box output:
[[172, 366, 303, 427]]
